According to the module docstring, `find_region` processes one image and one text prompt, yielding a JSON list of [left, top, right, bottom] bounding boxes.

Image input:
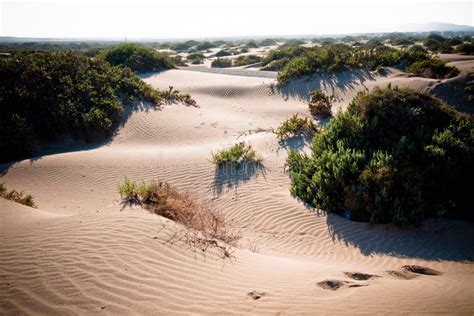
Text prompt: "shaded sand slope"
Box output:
[[1, 66, 474, 314]]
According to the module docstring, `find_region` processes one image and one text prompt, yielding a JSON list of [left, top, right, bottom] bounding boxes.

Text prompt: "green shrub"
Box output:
[[245, 41, 259, 48], [274, 114, 317, 140], [100, 43, 174, 72], [233, 55, 261, 66], [211, 58, 232, 68], [215, 50, 232, 57], [261, 58, 289, 71], [406, 59, 460, 79], [447, 38, 463, 46], [0, 183, 37, 208], [455, 43, 474, 55], [0, 51, 164, 163], [271, 42, 458, 84], [286, 86, 473, 225], [259, 38, 277, 46], [212, 142, 263, 166], [195, 41, 216, 51], [308, 90, 334, 117], [390, 38, 414, 46]]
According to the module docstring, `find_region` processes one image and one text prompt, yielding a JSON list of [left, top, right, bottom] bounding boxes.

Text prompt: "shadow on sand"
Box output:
[[325, 212, 474, 261], [0, 99, 160, 176], [212, 162, 266, 195], [278, 68, 382, 102]]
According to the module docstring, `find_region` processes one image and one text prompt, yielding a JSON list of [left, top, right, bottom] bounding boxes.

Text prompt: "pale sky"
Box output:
[[1, 0, 473, 39]]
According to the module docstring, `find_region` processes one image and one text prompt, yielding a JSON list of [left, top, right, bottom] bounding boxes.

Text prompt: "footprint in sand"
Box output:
[[317, 279, 368, 290], [247, 290, 266, 300], [386, 265, 442, 279], [343, 272, 381, 281]]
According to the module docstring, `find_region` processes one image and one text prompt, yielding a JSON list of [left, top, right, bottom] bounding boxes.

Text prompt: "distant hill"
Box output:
[[397, 22, 474, 33]]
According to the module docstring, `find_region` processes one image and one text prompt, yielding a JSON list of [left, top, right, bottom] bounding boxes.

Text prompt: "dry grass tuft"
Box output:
[[0, 182, 37, 208], [160, 86, 198, 107], [118, 178, 240, 256]]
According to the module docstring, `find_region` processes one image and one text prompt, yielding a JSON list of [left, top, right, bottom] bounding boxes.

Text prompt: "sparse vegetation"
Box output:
[[286, 86, 473, 225], [211, 57, 232, 68], [0, 183, 37, 208], [161, 86, 197, 107], [212, 142, 263, 166], [266, 42, 459, 84], [274, 114, 317, 140], [308, 90, 334, 117], [118, 178, 240, 256]]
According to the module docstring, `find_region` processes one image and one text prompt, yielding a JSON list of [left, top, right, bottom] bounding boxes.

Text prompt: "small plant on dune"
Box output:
[[308, 90, 334, 117], [118, 178, 240, 256], [212, 142, 263, 166], [160, 86, 198, 107], [0, 182, 37, 208], [274, 114, 317, 140]]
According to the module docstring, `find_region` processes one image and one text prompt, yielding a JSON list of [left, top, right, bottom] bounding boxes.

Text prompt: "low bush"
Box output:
[[100, 43, 174, 72], [0, 183, 36, 208], [215, 49, 232, 57], [259, 38, 277, 46], [406, 59, 460, 79], [390, 38, 414, 46], [274, 114, 317, 140], [211, 58, 232, 68], [118, 178, 240, 254], [286, 86, 473, 225], [246, 41, 259, 48], [308, 90, 334, 117], [455, 43, 474, 55], [212, 142, 263, 166], [233, 55, 261, 66]]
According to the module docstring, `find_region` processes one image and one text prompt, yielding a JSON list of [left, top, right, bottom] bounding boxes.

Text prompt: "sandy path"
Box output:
[[1, 66, 473, 315]]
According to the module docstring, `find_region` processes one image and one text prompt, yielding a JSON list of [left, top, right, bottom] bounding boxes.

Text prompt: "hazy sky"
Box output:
[[1, 0, 473, 39]]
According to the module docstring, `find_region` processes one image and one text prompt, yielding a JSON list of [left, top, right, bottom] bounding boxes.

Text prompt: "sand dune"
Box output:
[[1, 64, 474, 314]]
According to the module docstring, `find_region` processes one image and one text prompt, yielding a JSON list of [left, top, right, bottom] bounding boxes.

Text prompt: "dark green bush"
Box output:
[[0, 51, 162, 163], [390, 38, 414, 46], [245, 41, 259, 48], [215, 50, 232, 57], [195, 41, 216, 51], [286, 86, 473, 225], [100, 43, 174, 72], [406, 59, 460, 79], [233, 55, 261, 66], [211, 58, 232, 68], [259, 39, 277, 46], [455, 43, 474, 55]]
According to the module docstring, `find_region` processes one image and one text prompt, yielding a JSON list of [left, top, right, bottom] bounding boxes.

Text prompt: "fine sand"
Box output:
[[1, 57, 474, 315]]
